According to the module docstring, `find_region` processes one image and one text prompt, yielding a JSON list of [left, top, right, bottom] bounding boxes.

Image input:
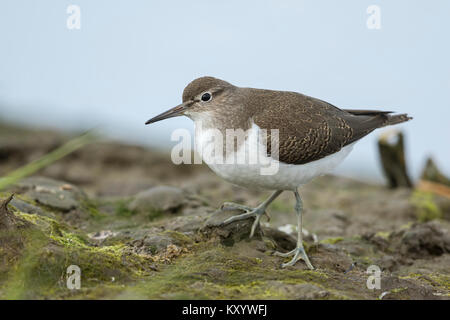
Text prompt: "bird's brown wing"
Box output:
[[252, 91, 390, 165]]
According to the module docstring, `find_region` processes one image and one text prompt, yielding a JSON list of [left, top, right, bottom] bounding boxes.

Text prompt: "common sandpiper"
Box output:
[[145, 76, 412, 269]]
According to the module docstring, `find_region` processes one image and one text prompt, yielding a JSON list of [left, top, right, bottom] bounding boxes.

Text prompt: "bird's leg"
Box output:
[[220, 190, 283, 238], [274, 189, 314, 269]]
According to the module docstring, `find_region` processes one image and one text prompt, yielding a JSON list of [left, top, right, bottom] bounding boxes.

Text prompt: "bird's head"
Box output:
[[145, 76, 236, 125]]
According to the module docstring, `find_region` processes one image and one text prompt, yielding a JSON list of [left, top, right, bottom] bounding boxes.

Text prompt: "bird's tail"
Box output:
[[343, 109, 413, 127], [383, 113, 413, 127]]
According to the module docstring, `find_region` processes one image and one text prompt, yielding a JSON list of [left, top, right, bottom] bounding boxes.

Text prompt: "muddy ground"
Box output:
[[0, 123, 449, 299]]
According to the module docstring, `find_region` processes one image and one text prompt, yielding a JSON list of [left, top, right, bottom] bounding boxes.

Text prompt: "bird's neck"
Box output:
[[190, 108, 253, 133]]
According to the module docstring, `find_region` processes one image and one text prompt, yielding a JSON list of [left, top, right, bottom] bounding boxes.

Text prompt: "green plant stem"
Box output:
[[0, 131, 96, 190]]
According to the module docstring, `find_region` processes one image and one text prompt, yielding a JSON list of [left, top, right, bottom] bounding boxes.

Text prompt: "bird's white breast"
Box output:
[[194, 121, 355, 191]]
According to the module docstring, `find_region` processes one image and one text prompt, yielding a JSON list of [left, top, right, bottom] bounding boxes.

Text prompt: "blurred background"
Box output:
[[1, 0, 449, 183]]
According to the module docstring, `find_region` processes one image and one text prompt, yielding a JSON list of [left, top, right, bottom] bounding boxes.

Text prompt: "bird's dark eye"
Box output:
[[201, 92, 212, 102]]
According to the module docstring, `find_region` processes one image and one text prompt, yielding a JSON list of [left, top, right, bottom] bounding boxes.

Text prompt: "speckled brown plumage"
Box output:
[[179, 76, 412, 165]]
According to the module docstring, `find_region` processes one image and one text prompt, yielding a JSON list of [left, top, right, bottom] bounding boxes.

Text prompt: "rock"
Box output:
[[113, 227, 162, 242], [397, 222, 450, 257], [131, 231, 193, 255], [202, 208, 259, 246], [164, 214, 209, 233], [15, 177, 86, 212], [10, 198, 47, 216], [362, 232, 390, 250], [376, 255, 399, 272], [128, 186, 186, 214], [134, 234, 174, 254]]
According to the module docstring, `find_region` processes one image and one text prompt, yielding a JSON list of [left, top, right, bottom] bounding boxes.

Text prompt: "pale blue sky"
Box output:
[[1, 0, 449, 182]]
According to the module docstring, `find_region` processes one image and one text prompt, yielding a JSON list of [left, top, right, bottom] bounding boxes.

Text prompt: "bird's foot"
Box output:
[[220, 202, 270, 238], [274, 245, 314, 270]]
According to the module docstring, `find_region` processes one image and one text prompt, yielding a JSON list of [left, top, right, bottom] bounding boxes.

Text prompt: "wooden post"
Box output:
[[377, 130, 413, 188]]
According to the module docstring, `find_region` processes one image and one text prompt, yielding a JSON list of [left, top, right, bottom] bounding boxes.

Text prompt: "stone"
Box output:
[[164, 214, 209, 233], [398, 222, 450, 257], [202, 208, 258, 246], [10, 198, 46, 216], [128, 186, 186, 213], [16, 177, 86, 212], [131, 230, 193, 255]]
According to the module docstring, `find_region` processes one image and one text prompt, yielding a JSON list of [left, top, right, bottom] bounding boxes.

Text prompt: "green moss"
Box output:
[[391, 287, 408, 294], [399, 222, 414, 231], [81, 200, 107, 220], [113, 244, 334, 300], [320, 237, 344, 245], [377, 287, 409, 299], [428, 274, 450, 289], [7, 187, 447, 300], [115, 199, 136, 218], [0, 210, 153, 299], [148, 209, 164, 221], [1, 192, 33, 204], [401, 273, 450, 291], [262, 237, 276, 250], [355, 256, 375, 266], [163, 230, 193, 246], [399, 272, 422, 279], [375, 231, 390, 240], [1, 230, 59, 299], [411, 191, 442, 222]]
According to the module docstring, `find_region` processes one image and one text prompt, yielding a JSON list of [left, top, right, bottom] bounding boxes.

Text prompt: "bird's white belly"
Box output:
[[194, 121, 355, 191]]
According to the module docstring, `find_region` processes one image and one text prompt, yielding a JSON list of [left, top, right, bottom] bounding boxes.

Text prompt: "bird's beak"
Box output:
[[145, 102, 188, 125]]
